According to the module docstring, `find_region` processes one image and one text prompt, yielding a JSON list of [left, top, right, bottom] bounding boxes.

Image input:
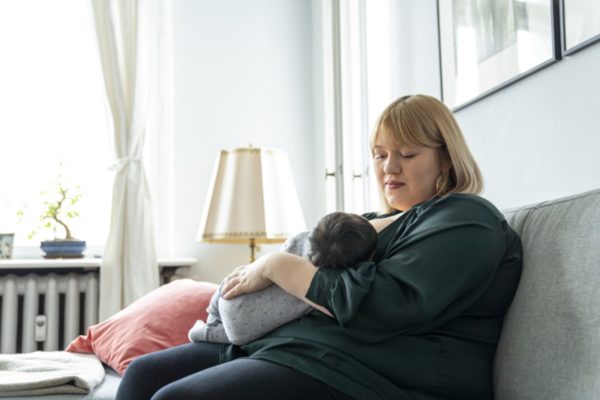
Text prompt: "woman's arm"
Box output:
[[220, 252, 334, 317]]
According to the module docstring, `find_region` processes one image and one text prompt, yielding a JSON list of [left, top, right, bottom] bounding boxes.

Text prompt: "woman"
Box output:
[[116, 94, 522, 400]]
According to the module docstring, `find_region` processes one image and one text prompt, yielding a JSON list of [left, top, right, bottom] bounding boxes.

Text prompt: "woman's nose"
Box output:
[[383, 156, 401, 174]]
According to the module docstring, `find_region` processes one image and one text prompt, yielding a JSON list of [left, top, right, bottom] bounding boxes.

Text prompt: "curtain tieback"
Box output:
[[109, 157, 142, 172]]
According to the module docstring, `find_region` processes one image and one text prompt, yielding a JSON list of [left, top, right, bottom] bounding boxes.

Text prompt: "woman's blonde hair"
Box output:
[[370, 94, 483, 213]]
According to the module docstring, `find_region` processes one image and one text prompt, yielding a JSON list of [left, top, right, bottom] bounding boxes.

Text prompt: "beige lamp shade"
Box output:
[[197, 147, 306, 260]]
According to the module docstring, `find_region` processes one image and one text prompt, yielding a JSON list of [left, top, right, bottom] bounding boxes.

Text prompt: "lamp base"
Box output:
[[249, 238, 258, 263], [248, 238, 263, 263]]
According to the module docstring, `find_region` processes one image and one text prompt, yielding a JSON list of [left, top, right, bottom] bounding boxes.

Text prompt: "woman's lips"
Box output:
[[385, 182, 405, 190]]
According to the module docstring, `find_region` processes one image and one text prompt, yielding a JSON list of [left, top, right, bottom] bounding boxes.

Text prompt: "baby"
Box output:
[[188, 211, 378, 345]]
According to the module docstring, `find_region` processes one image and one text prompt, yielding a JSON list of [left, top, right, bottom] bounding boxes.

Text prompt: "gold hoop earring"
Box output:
[[435, 171, 449, 194]]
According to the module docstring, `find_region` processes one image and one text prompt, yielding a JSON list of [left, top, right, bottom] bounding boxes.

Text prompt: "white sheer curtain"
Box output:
[[91, 0, 164, 320]]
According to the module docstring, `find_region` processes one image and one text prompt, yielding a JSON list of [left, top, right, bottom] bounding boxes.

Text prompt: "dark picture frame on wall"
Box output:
[[437, 0, 561, 111], [560, 0, 600, 56]]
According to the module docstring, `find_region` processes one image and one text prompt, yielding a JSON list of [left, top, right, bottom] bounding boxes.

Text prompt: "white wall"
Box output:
[[172, 0, 324, 282], [455, 45, 600, 209], [389, 0, 441, 99], [395, 0, 600, 210]]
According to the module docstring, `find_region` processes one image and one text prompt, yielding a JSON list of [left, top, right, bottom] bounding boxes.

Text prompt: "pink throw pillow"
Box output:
[[66, 279, 218, 375]]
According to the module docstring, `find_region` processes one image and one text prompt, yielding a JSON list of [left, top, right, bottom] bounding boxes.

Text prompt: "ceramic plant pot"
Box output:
[[41, 239, 86, 259]]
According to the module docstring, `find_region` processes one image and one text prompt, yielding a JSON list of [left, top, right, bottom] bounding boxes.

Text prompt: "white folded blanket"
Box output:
[[0, 351, 105, 397]]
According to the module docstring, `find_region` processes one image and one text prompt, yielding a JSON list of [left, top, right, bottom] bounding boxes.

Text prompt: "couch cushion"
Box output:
[[495, 188, 600, 400]]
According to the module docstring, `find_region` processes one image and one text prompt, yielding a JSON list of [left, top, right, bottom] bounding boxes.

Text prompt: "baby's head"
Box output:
[[309, 212, 378, 269]]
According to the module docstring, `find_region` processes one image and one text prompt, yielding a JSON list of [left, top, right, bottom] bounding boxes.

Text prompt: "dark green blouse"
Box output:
[[232, 194, 522, 400]]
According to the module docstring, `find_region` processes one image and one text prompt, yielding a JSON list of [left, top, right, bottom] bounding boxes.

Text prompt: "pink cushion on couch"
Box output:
[[66, 279, 218, 375]]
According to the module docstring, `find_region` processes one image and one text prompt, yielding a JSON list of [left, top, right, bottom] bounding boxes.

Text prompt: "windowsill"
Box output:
[[0, 257, 197, 270], [0, 257, 198, 284], [9, 245, 105, 260]]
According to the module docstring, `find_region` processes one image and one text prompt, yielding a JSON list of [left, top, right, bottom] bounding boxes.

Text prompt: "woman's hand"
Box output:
[[220, 255, 274, 299], [222, 252, 334, 317]]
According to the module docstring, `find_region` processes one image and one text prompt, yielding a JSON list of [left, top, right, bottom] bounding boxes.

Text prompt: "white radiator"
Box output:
[[0, 272, 99, 353]]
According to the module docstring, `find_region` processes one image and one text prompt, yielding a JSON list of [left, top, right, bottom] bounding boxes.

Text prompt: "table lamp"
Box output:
[[197, 147, 307, 262]]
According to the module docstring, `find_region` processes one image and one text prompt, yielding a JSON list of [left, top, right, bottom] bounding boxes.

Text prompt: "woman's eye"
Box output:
[[374, 154, 386, 160], [400, 153, 415, 159]]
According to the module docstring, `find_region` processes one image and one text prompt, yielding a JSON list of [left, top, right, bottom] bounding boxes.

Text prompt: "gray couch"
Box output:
[[19, 188, 600, 400], [494, 188, 600, 400]]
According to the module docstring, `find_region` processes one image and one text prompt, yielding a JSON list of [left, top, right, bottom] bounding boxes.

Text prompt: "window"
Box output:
[[320, 0, 372, 215], [319, 0, 395, 214], [0, 0, 111, 257]]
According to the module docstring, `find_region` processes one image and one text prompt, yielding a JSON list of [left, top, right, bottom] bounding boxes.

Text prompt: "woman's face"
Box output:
[[373, 129, 444, 211]]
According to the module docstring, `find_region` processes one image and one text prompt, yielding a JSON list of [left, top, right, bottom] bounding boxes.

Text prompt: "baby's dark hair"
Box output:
[[308, 212, 378, 269]]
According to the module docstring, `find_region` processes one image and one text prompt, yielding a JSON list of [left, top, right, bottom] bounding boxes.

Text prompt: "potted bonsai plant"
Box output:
[[17, 163, 86, 258]]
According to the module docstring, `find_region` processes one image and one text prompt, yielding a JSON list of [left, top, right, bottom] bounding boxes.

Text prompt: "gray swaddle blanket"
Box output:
[[188, 231, 312, 345]]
